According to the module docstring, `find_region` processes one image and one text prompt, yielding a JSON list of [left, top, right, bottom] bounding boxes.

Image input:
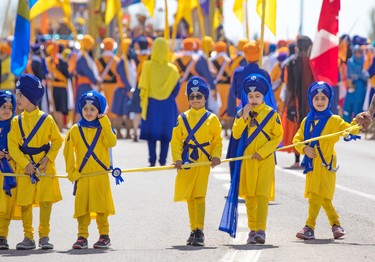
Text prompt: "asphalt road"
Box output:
[[1, 131, 375, 261]]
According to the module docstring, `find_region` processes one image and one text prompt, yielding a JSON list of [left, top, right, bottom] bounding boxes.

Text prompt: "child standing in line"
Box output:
[[231, 75, 283, 244], [171, 76, 223, 246], [0, 91, 19, 250], [293, 81, 360, 240], [63, 90, 116, 249], [8, 74, 63, 250]]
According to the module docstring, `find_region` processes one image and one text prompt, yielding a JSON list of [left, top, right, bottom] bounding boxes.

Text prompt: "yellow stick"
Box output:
[[0, 125, 361, 178]]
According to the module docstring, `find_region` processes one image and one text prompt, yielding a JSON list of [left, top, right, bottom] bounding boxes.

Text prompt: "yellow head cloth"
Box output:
[[202, 36, 214, 57], [139, 37, 180, 120]]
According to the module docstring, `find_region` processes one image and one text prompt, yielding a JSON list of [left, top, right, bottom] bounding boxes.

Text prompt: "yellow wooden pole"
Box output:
[[164, 0, 170, 40], [196, 0, 206, 37], [258, 0, 266, 68], [245, 0, 249, 39]]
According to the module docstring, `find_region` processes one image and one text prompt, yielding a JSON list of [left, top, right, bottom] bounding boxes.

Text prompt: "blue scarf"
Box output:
[[220, 73, 276, 237], [0, 92, 16, 196], [301, 84, 333, 174]]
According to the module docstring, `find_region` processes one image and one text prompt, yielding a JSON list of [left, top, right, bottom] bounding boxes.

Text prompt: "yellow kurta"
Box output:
[[64, 116, 116, 218], [0, 159, 21, 220], [293, 115, 358, 200], [172, 108, 223, 201], [232, 103, 283, 199], [8, 109, 63, 206]]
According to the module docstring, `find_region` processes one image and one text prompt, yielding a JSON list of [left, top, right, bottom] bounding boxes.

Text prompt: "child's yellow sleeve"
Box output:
[[170, 115, 184, 162], [293, 118, 307, 155]]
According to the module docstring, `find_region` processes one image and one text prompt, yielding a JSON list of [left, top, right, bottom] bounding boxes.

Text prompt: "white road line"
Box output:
[[215, 173, 262, 262], [276, 166, 375, 201]]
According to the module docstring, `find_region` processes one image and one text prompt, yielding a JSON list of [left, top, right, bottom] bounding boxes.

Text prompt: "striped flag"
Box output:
[[11, 0, 38, 76], [310, 0, 340, 86]]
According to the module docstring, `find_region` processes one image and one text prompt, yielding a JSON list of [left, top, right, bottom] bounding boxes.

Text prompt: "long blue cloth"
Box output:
[[219, 110, 275, 237]]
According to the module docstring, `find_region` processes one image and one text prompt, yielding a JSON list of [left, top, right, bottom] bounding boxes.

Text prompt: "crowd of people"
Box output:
[[0, 27, 374, 250]]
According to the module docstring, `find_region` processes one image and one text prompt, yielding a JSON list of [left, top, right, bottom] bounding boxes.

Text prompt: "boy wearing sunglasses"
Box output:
[[171, 76, 223, 246]]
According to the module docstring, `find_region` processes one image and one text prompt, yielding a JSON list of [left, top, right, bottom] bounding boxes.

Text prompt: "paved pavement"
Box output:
[[1, 130, 375, 261]]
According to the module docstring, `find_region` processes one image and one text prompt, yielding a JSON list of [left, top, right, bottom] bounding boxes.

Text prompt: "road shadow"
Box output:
[[57, 248, 114, 255], [168, 245, 217, 251], [224, 244, 279, 250], [0, 249, 55, 257], [293, 239, 375, 246]]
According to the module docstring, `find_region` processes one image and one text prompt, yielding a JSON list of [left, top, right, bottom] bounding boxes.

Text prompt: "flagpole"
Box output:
[[164, 0, 170, 39], [196, 0, 206, 37], [245, 0, 249, 39], [258, 0, 266, 68]]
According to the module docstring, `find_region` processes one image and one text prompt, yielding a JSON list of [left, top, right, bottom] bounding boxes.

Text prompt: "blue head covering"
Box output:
[[301, 81, 334, 174], [78, 90, 107, 128], [241, 74, 270, 108], [186, 76, 210, 101], [16, 74, 45, 106], [269, 43, 277, 53], [0, 90, 16, 196]]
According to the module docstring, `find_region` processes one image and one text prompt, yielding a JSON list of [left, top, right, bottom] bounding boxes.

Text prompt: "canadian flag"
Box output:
[[310, 0, 341, 86]]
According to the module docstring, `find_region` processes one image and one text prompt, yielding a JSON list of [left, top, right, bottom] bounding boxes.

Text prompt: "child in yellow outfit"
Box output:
[[0, 91, 20, 250], [229, 74, 283, 244], [64, 90, 116, 249], [171, 76, 223, 246], [8, 74, 63, 250], [294, 81, 360, 240]]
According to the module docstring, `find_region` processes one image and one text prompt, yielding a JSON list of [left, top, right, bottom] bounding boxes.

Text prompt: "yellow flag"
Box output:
[[233, 0, 244, 23], [30, 0, 72, 20], [30, 0, 75, 34], [105, 0, 121, 25], [175, 0, 193, 33], [141, 0, 155, 17], [256, 0, 276, 35]]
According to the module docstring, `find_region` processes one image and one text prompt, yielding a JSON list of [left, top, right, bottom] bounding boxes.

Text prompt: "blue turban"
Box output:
[[309, 81, 332, 102], [0, 91, 16, 116], [78, 90, 107, 115], [16, 74, 45, 106], [243, 74, 269, 96], [186, 76, 210, 101], [78, 90, 107, 128]]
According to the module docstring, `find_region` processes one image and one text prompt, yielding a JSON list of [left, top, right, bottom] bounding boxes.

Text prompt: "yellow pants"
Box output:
[[21, 202, 52, 240], [306, 193, 340, 230], [77, 213, 109, 239], [187, 198, 205, 230], [245, 196, 269, 231], [0, 217, 11, 238]]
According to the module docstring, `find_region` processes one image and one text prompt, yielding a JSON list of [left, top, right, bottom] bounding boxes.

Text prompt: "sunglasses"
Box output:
[[188, 94, 204, 100]]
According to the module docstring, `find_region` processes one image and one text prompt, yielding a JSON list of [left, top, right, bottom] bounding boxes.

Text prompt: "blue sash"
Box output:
[[77, 124, 109, 172], [181, 112, 212, 167], [18, 114, 50, 183], [1, 158, 15, 197], [219, 110, 275, 238]]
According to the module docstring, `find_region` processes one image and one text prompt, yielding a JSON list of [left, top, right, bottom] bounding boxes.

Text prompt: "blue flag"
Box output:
[[11, 0, 38, 76], [121, 0, 141, 7]]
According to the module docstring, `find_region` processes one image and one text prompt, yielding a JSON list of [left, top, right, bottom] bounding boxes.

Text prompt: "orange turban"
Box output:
[[193, 38, 201, 51], [102, 37, 115, 51], [244, 41, 261, 62], [237, 39, 249, 51], [0, 42, 11, 55], [81, 34, 95, 51], [182, 38, 195, 51], [215, 41, 227, 53]]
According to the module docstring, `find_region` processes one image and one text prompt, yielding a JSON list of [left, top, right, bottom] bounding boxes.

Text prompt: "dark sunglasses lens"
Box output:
[[189, 95, 203, 100]]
